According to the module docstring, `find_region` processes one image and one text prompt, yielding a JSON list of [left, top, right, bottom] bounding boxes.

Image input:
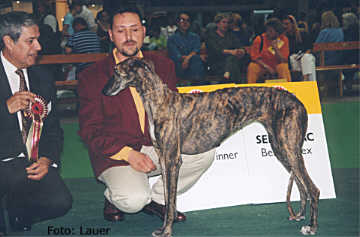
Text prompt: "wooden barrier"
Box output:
[[312, 41, 360, 96]]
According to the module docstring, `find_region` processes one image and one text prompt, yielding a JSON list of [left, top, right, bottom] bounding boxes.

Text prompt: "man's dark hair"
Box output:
[[110, 6, 144, 29], [265, 17, 284, 34], [72, 17, 89, 30], [0, 11, 38, 49], [176, 12, 191, 23]]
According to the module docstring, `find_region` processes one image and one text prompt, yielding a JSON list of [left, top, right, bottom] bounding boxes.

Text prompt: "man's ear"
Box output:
[[142, 26, 146, 38], [108, 29, 114, 42], [2, 35, 15, 50]]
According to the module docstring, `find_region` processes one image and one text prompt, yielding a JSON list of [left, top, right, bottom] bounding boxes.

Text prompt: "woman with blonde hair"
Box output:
[[315, 10, 344, 66], [315, 10, 344, 96]]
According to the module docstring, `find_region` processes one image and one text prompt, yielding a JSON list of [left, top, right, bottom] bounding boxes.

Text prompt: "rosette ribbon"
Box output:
[[25, 96, 48, 162]]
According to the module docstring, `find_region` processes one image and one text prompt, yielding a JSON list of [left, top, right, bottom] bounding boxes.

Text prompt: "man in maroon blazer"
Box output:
[[78, 6, 215, 223]]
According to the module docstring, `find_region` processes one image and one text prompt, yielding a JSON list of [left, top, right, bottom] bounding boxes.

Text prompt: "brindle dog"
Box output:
[[103, 58, 320, 237]]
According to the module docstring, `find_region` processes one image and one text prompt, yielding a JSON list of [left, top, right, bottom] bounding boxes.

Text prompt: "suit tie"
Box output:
[[15, 69, 31, 144]]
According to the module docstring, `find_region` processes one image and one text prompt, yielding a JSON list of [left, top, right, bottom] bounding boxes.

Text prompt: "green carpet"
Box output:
[[59, 123, 93, 178], [11, 168, 359, 236], [321, 102, 360, 168]]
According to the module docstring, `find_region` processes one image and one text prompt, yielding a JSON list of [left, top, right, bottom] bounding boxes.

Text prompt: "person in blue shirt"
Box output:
[[315, 10, 344, 66], [314, 10, 344, 97], [167, 12, 205, 85]]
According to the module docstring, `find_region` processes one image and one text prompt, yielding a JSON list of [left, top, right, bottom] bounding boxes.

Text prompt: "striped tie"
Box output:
[[15, 69, 31, 144]]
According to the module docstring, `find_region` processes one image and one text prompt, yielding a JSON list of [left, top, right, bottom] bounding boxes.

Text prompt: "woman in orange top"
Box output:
[[247, 18, 291, 83]]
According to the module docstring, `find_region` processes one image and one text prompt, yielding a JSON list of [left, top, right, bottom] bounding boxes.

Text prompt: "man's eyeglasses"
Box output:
[[179, 18, 190, 23]]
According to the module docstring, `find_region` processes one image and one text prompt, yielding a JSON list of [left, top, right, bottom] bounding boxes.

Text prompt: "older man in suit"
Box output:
[[0, 12, 72, 235]]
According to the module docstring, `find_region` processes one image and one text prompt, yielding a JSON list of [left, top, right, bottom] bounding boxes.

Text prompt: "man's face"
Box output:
[[217, 17, 230, 34], [109, 12, 146, 60], [4, 25, 41, 69], [178, 14, 191, 33]]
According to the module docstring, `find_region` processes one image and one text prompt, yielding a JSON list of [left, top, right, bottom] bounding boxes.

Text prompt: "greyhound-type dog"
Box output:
[[103, 58, 320, 237]]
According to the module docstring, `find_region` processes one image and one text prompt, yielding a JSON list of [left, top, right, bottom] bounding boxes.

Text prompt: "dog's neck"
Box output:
[[133, 69, 175, 125]]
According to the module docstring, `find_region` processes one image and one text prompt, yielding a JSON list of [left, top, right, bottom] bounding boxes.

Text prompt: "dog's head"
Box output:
[[102, 57, 155, 96]]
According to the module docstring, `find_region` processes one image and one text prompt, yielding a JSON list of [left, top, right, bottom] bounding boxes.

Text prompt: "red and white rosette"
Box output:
[[25, 95, 48, 162]]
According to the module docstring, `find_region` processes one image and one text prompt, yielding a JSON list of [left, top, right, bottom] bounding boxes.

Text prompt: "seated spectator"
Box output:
[[230, 13, 251, 46], [37, 0, 58, 33], [167, 12, 205, 85], [315, 10, 344, 66], [282, 15, 316, 81], [38, 23, 64, 81], [96, 10, 112, 52], [341, 12, 359, 91], [247, 17, 291, 83], [315, 10, 344, 96], [146, 24, 167, 50], [72, 0, 97, 32], [160, 13, 177, 41], [205, 12, 248, 83], [63, 4, 75, 38], [65, 17, 103, 75]]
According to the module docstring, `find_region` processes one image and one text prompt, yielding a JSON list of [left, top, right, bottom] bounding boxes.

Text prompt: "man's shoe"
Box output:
[[104, 199, 125, 222], [143, 201, 186, 222], [8, 216, 31, 232]]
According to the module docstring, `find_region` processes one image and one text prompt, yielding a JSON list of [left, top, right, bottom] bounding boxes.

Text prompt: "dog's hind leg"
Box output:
[[286, 171, 307, 221], [265, 123, 307, 222], [269, 105, 319, 235]]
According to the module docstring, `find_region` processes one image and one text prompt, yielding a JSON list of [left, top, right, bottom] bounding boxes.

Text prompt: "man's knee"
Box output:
[[182, 149, 215, 171], [109, 192, 150, 213], [45, 190, 73, 218], [276, 63, 291, 81], [247, 62, 262, 83]]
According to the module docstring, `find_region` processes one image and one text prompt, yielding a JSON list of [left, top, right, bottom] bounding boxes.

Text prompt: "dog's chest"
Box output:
[[148, 117, 156, 142]]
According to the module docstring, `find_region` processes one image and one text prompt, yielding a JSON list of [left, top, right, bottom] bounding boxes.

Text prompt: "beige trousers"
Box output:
[[98, 146, 215, 213]]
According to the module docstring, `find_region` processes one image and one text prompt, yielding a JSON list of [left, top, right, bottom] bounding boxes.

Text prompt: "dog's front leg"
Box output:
[[152, 123, 182, 237]]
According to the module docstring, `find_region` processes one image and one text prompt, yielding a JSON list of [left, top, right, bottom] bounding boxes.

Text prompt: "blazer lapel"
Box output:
[[0, 59, 13, 99]]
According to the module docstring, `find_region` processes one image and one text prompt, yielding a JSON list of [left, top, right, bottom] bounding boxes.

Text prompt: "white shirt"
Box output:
[[1, 51, 30, 131], [43, 14, 58, 33], [76, 6, 97, 31]]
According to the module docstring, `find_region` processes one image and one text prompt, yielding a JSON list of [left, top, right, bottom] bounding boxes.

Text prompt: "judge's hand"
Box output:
[[128, 150, 156, 173], [26, 157, 51, 180], [6, 91, 36, 114]]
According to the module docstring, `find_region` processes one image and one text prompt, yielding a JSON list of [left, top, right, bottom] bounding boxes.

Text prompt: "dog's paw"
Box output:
[[152, 228, 172, 237], [289, 215, 305, 221], [300, 226, 316, 235]]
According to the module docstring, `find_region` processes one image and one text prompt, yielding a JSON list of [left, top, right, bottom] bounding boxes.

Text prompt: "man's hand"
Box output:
[[181, 55, 190, 69], [26, 157, 51, 180], [6, 91, 36, 114], [128, 150, 156, 173]]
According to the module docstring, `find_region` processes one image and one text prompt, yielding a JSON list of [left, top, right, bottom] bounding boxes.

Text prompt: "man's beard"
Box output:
[[120, 41, 139, 57]]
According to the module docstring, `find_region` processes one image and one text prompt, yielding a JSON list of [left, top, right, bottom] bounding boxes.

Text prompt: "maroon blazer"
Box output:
[[78, 51, 178, 177]]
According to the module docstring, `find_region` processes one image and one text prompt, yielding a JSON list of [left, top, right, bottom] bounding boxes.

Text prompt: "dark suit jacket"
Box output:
[[78, 51, 178, 177], [0, 59, 63, 164]]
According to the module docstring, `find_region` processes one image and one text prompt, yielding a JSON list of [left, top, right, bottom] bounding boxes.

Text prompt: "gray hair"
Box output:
[[0, 11, 38, 49]]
